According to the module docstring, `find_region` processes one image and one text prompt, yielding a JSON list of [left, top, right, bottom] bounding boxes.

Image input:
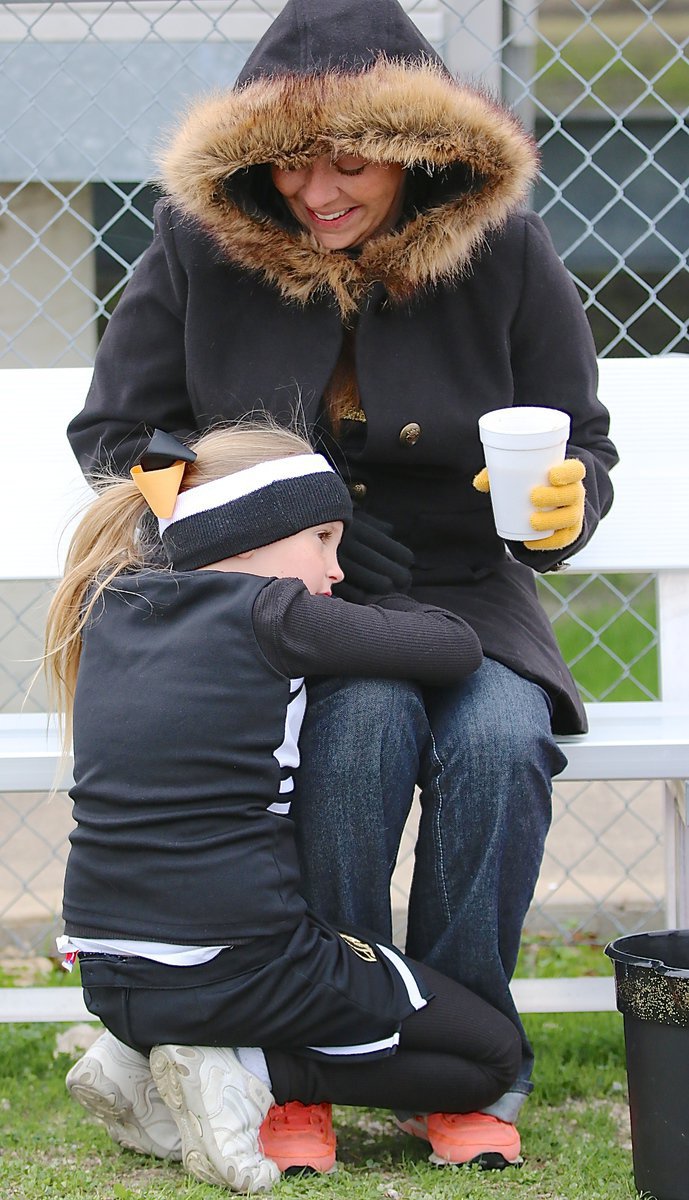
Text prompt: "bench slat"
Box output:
[[559, 703, 689, 782], [0, 976, 618, 1022], [3, 706, 688, 791], [0, 714, 71, 792], [570, 357, 689, 572]]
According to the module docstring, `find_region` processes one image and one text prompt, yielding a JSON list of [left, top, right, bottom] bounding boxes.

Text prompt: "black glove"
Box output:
[[334, 510, 414, 603]]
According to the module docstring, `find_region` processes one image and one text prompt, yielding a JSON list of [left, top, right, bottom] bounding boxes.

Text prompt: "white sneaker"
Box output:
[[66, 1030, 182, 1160], [149, 1043, 280, 1193]]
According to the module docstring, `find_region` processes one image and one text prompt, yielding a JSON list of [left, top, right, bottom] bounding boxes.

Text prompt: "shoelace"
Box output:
[[439, 1113, 499, 1127], [266, 1103, 329, 1133]]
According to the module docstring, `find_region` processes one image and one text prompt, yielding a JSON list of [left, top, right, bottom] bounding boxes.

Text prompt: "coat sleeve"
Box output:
[[505, 213, 619, 573], [67, 201, 195, 477], [252, 578, 483, 683]]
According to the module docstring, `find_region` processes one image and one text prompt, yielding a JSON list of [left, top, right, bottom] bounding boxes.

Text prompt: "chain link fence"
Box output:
[[1, 0, 686, 953]]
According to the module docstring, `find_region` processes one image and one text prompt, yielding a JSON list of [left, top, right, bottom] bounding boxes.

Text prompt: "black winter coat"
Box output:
[[67, 0, 618, 733]]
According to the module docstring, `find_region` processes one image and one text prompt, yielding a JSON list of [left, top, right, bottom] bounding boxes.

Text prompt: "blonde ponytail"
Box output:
[[44, 418, 316, 745], [44, 477, 155, 747]]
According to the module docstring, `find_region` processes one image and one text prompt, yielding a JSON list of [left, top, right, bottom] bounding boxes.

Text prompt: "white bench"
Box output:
[[1, 359, 688, 1021]]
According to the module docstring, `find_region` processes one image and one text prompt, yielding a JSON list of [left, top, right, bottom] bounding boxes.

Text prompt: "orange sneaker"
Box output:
[[259, 1102, 336, 1174], [397, 1111, 522, 1169]]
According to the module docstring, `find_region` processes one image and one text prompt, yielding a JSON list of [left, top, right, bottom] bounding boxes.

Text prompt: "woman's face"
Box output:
[[271, 154, 406, 249]]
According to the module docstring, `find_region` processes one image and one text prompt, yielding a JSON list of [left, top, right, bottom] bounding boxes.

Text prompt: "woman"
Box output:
[[66, 0, 618, 1173]]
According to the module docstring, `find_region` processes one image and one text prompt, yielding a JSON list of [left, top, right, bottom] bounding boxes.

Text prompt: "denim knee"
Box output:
[[294, 677, 430, 927], [424, 658, 566, 798], [303, 676, 427, 747], [300, 676, 429, 796]]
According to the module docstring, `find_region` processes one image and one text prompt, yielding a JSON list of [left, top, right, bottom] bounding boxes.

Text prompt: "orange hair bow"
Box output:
[[130, 429, 197, 520]]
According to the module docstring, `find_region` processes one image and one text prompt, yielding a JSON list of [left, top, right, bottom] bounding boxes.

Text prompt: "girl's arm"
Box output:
[[252, 578, 482, 684]]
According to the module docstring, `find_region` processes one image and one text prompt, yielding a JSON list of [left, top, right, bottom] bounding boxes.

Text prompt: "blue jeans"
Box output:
[[293, 657, 567, 1120]]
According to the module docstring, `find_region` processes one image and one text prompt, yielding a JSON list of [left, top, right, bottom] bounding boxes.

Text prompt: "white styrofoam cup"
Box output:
[[478, 406, 571, 541]]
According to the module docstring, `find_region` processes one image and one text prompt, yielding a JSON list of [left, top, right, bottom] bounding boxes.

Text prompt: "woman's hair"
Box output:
[[44, 421, 314, 742]]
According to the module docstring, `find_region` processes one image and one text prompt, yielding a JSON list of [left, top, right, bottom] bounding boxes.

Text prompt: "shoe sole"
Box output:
[[268, 1155, 336, 1175], [430, 1150, 523, 1169], [150, 1044, 279, 1193], [66, 1054, 182, 1160], [397, 1115, 522, 1171]]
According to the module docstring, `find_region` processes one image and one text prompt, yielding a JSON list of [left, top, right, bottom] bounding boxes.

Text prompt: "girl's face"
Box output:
[[206, 521, 345, 596], [270, 154, 406, 250]]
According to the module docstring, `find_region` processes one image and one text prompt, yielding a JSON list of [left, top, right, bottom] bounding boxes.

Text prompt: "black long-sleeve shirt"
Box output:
[[63, 570, 481, 945]]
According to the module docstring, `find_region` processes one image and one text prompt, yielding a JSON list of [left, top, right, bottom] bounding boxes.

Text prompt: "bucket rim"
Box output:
[[605, 929, 689, 979]]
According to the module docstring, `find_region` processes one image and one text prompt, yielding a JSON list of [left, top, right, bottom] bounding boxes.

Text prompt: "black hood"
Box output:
[[158, 1, 539, 316], [237, 0, 445, 83]]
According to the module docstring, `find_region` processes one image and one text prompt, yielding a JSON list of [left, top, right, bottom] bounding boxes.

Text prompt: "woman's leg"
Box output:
[[265, 962, 521, 1115], [408, 657, 566, 1117], [293, 677, 430, 937]]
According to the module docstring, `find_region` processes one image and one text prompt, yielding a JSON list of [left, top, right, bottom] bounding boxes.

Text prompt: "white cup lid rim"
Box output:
[[479, 406, 570, 436]]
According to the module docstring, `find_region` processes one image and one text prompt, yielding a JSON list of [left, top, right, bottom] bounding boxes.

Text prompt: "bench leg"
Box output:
[[665, 780, 689, 928]]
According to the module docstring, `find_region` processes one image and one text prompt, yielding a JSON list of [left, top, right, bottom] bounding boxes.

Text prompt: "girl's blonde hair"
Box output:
[[44, 421, 315, 744]]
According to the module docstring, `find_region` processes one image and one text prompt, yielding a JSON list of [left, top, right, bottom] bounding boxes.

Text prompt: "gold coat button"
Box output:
[[399, 422, 421, 446], [350, 481, 368, 500]]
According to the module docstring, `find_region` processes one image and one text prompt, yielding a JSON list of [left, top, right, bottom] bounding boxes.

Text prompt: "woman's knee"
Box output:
[[302, 676, 429, 757], [472, 715, 562, 785], [295, 678, 428, 852], [428, 660, 563, 782], [307, 675, 424, 720]]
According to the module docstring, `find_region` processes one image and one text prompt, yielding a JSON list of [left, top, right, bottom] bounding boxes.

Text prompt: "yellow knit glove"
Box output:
[[527, 458, 586, 549], [472, 459, 586, 551]]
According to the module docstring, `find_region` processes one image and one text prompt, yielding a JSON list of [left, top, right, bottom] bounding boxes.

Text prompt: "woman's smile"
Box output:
[[271, 154, 406, 249], [308, 207, 356, 222]]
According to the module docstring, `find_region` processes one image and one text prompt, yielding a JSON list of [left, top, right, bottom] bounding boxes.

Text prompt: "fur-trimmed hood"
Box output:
[[158, 0, 539, 317]]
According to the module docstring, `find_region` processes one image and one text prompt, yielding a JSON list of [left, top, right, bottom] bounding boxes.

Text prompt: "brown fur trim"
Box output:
[[158, 58, 538, 316]]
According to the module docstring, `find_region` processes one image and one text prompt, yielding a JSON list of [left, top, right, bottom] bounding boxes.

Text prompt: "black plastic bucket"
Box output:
[[605, 930, 689, 1200]]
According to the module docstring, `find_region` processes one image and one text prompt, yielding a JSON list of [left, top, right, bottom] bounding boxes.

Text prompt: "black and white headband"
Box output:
[[130, 431, 352, 571]]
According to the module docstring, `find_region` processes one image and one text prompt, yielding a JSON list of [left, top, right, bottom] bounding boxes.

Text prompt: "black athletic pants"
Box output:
[[81, 948, 520, 1115], [267, 962, 521, 1113]]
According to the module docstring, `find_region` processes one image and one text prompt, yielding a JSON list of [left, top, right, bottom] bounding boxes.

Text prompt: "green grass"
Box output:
[[0, 959, 83, 990], [537, 573, 658, 701], [0, 1008, 635, 1199], [516, 933, 613, 981], [535, 6, 688, 116], [0, 946, 632, 1199]]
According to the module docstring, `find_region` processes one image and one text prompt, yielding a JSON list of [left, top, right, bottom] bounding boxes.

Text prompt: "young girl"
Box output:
[[47, 423, 521, 1193]]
